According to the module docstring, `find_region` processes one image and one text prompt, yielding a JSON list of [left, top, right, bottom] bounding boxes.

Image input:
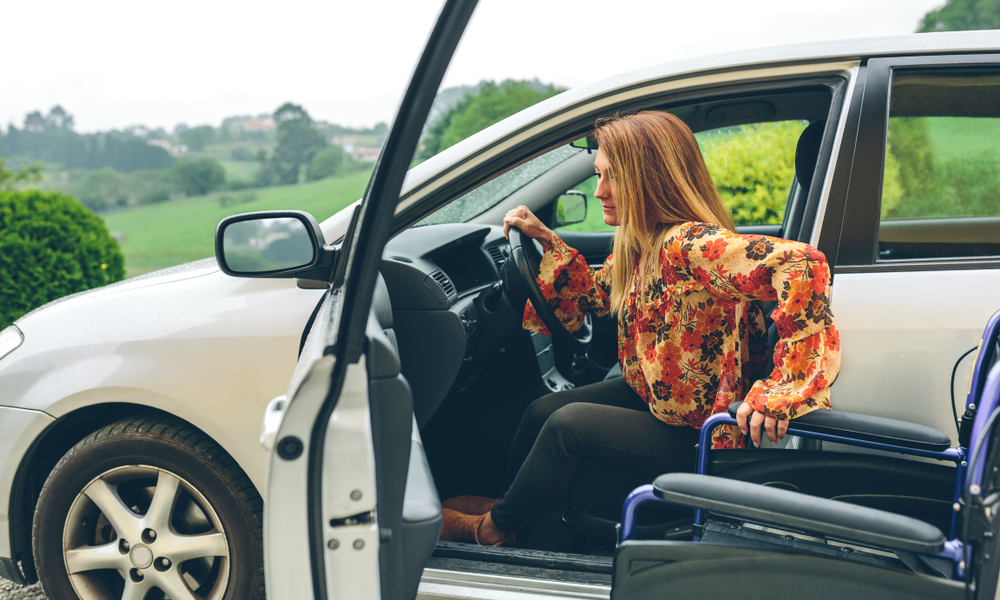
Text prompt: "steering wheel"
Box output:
[[507, 226, 593, 355]]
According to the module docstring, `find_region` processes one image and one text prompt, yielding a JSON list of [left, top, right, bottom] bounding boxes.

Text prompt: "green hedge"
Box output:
[[0, 189, 125, 329], [699, 121, 806, 226]]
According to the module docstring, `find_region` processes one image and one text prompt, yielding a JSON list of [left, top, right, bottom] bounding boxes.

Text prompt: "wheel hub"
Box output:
[[128, 544, 153, 569], [61, 465, 232, 600]]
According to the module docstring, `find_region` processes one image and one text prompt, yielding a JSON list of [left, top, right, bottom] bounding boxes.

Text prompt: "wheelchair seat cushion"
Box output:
[[727, 401, 952, 452]]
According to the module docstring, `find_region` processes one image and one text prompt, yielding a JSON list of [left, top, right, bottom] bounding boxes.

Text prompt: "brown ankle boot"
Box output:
[[439, 509, 515, 547], [442, 495, 499, 516]]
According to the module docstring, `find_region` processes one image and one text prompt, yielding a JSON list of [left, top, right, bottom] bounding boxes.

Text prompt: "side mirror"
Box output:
[[554, 190, 588, 227], [215, 210, 337, 282]]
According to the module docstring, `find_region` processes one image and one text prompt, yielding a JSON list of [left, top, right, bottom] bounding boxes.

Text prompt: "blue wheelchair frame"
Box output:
[[619, 308, 1000, 582]]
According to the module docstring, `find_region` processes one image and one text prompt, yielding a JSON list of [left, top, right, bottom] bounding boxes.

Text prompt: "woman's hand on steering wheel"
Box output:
[[736, 401, 789, 447], [504, 206, 553, 249]]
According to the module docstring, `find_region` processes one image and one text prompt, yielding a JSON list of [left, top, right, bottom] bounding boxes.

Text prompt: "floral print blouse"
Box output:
[[523, 222, 841, 449]]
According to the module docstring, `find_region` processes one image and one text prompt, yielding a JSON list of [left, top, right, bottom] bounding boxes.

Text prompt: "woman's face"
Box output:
[[593, 147, 618, 226]]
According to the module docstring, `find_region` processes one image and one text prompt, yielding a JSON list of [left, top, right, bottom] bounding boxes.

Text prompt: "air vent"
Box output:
[[429, 270, 456, 297], [486, 245, 507, 271]]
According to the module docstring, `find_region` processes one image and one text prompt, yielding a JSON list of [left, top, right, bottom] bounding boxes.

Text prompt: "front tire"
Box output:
[[33, 416, 264, 600]]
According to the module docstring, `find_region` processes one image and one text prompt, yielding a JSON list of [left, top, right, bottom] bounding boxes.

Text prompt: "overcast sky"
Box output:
[[3, 0, 945, 134]]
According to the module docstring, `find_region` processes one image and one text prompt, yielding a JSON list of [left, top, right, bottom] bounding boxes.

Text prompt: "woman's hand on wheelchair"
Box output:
[[736, 402, 788, 447]]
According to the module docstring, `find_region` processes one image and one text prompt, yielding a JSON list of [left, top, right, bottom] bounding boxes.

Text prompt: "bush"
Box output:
[[699, 121, 806, 225], [306, 145, 360, 181], [171, 158, 226, 196], [70, 168, 173, 210], [218, 191, 258, 207], [73, 167, 128, 211], [230, 147, 256, 161], [0, 189, 125, 329]]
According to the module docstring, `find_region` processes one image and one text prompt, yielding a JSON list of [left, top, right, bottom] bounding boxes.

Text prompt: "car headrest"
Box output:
[[795, 120, 826, 192], [373, 272, 393, 330]]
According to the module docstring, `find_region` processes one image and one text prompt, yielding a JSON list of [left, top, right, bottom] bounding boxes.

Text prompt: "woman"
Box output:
[[440, 111, 840, 546]]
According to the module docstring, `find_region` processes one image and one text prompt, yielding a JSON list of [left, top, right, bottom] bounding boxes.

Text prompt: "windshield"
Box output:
[[416, 145, 581, 225]]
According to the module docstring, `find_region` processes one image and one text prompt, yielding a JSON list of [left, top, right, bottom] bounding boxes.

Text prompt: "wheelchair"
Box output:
[[613, 310, 1000, 599]]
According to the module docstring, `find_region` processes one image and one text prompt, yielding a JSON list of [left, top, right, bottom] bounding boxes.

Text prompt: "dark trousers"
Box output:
[[490, 377, 700, 532]]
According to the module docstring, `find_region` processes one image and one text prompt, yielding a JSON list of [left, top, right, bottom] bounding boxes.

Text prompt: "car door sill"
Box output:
[[433, 542, 612, 575], [418, 567, 610, 599]]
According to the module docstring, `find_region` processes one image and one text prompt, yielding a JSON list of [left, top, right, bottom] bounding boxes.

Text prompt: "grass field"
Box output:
[[103, 170, 371, 277], [927, 117, 1000, 163]]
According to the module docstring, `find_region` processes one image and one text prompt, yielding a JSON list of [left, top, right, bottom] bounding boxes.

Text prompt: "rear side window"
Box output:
[[878, 68, 1000, 261]]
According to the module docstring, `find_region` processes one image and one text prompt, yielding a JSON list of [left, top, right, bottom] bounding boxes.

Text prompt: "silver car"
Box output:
[[2, 2, 1000, 597]]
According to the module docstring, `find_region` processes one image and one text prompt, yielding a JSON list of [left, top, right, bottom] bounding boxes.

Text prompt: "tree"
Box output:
[[269, 103, 327, 185], [171, 158, 226, 196], [0, 107, 173, 173], [47, 105, 74, 130], [24, 111, 47, 133], [415, 94, 473, 161], [918, 0, 1000, 32], [73, 168, 129, 211], [416, 80, 564, 161], [0, 188, 125, 329], [306, 145, 360, 181], [179, 125, 215, 151], [0, 157, 42, 191]]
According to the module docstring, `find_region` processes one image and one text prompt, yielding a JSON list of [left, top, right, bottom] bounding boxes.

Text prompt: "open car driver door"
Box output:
[[258, 2, 477, 599]]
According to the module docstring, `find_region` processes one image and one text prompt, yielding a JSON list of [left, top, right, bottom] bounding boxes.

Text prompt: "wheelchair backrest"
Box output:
[[967, 310, 1000, 413]]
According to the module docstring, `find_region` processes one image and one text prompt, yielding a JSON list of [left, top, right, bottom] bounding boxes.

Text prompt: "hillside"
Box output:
[[104, 169, 371, 277]]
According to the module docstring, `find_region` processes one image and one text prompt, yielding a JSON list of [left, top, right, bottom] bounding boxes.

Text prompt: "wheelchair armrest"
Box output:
[[727, 401, 952, 452], [653, 473, 946, 554]]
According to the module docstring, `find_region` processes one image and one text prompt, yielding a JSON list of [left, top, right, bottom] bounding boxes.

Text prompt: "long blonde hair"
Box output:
[[593, 111, 735, 316]]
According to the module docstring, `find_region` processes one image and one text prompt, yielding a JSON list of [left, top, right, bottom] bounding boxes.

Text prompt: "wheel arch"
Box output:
[[7, 403, 245, 584]]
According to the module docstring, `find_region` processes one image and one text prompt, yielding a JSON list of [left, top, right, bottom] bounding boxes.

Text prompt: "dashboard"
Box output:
[[380, 223, 519, 428]]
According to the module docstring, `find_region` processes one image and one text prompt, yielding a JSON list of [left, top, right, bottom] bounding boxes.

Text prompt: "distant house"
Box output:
[[353, 147, 380, 163], [244, 118, 276, 132], [332, 136, 356, 154], [146, 139, 187, 156]]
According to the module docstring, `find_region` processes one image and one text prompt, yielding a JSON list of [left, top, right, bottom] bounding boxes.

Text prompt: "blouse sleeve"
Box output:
[[665, 222, 841, 420], [523, 233, 613, 336]]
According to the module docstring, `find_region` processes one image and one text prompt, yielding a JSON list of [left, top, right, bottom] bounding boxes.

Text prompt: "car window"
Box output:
[[878, 68, 1000, 261], [557, 119, 808, 233], [417, 145, 582, 226], [697, 120, 806, 226]]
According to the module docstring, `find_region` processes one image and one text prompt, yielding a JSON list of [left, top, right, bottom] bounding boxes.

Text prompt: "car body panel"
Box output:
[[1, 266, 326, 497], [831, 270, 1000, 436], [0, 407, 54, 558], [416, 568, 610, 599]]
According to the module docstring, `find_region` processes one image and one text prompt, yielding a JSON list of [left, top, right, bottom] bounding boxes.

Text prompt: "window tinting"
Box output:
[[878, 69, 1000, 261]]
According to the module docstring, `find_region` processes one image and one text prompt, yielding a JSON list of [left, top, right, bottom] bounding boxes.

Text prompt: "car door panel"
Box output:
[[831, 54, 1000, 440], [830, 269, 997, 436], [556, 230, 614, 267], [320, 354, 382, 599], [266, 3, 477, 599], [400, 433, 442, 600], [366, 315, 442, 600]]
